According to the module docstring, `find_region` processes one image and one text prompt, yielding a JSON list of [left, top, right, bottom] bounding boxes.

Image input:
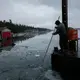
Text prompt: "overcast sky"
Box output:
[[0, 0, 80, 29]]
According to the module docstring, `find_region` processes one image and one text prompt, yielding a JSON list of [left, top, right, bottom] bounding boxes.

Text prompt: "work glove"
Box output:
[[52, 32, 56, 35], [55, 26, 58, 29]]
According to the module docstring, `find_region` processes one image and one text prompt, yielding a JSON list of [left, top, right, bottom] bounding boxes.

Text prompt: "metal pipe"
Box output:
[[62, 0, 68, 30]]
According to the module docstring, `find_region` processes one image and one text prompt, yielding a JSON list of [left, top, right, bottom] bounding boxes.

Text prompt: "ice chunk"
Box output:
[[35, 54, 40, 57]]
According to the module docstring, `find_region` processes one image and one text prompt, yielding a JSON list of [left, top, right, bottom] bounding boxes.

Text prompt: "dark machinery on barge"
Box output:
[[51, 0, 80, 80]]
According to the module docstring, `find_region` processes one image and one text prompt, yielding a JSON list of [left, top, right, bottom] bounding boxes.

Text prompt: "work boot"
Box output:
[[59, 49, 64, 54]]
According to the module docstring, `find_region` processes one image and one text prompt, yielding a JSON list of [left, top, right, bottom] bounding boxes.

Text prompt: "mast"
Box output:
[[62, 0, 68, 30]]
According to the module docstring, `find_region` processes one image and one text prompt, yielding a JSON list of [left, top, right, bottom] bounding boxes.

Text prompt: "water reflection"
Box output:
[[0, 35, 36, 52], [13, 36, 27, 43], [0, 39, 15, 52]]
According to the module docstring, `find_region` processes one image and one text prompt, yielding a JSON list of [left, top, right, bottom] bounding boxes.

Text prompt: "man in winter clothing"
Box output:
[[52, 20, 68, 52]]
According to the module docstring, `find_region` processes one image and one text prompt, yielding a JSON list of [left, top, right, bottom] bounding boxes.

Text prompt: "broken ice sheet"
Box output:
[[33, 66, 42, 70], [45, 70, 62, 80]]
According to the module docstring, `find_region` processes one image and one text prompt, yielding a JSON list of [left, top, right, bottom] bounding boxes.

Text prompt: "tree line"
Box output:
[[0, 20, 51, 33]]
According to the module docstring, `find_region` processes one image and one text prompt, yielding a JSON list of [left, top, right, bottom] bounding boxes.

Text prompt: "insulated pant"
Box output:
[[59, 35, 68, 51]]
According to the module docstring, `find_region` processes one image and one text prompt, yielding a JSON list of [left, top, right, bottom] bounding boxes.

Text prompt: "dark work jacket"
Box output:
[[54, 23, 67, 40]]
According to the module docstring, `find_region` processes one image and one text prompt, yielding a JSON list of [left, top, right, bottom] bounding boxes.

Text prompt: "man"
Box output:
[[52, 20, 67, 52]]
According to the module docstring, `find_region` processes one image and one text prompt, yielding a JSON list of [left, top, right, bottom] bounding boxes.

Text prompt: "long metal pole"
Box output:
[[62, 0, 68, 30], [43, 34, 53, 63]]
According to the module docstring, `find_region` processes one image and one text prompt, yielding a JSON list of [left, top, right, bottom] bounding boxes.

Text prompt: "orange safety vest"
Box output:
[[67, 28, 78, 40]]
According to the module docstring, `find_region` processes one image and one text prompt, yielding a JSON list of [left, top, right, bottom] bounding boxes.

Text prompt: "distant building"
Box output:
[[0, 27, 12, 40]]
